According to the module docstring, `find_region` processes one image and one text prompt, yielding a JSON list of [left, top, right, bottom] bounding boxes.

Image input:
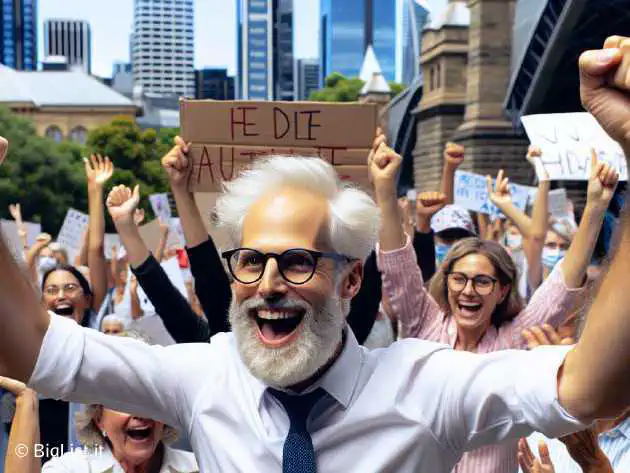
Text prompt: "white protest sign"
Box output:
[[521, 113, 628, 181], [56, 209, 89, 259], [149, 193, 172, 223], [0, 220, 42, 259], [454, 170, 534, 218], [127, 315, 176, 346]]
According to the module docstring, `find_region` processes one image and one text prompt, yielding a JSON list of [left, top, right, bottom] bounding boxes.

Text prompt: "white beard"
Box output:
[[228, 294, 346, 388]]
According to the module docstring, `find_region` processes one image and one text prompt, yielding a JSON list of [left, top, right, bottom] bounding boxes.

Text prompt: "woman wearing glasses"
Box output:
[[370, 134, 615, 473]]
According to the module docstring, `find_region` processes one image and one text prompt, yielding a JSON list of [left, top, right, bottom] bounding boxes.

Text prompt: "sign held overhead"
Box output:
[[180, 100, 378, 192], [521, 113, 628, 181]]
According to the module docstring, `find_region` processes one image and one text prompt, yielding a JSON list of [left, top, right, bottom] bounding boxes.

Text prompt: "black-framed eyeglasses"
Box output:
[[446, 272, 498, 296], [221, 248, 353, 285]]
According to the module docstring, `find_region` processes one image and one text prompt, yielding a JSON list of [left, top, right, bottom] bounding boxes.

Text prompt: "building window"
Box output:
[[69, 126, 88, 145], [45, 126, 63, 143]]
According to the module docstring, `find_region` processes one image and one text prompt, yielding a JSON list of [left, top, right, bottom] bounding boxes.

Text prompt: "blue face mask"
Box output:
[[435, 243, 451, 266], [38, 256, 57, 274], [542, 247, 566, 270]]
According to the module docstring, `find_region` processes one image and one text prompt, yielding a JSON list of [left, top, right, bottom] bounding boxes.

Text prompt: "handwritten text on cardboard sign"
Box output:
[[180, 100, 378, 192]]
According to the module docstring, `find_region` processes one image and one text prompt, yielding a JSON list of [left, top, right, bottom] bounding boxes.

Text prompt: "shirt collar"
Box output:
[[251, 326, 363, 409], [87, 445, 196, 473]]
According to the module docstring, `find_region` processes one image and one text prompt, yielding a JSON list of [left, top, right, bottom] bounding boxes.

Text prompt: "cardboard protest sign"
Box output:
[[149, 193, 172, 222], [521, 113, 628, 181], [180, 100, 377, 192], [454, 171, 533, 218], [57, 209, 89, 257], [0, 220, 42, 260]]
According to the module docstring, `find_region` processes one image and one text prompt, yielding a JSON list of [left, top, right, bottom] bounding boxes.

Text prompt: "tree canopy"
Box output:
[[309, 73, 406, 103], [0, 107, 177, 233]]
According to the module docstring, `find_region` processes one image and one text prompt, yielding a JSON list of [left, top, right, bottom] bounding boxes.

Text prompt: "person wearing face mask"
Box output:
[[430, 205, 477, 266], [377, 147, 619, 472], [541, 218, 575, 271]]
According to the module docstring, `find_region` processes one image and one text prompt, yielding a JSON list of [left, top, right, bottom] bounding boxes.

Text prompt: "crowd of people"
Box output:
[[0, 36, 628, 473]]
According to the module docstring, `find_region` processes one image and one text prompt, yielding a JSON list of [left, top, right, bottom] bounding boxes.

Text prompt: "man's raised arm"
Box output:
[[0, 232, 50, 382], [559, 37, 630, 421]]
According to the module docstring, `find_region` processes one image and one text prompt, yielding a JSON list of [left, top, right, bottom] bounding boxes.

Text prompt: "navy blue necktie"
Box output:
[[270, 388, 326, 473]]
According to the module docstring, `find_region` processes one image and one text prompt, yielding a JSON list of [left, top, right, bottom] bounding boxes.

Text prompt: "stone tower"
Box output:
[[412, 1, 469, 192], [452, 0, 529, 183]]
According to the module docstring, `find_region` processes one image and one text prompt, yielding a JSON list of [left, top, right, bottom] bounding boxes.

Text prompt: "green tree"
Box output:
[[86, 118, 178, 227], [309, 73, 407, 102], [0, 107, 88, 232], [0, 108, 179, 233]]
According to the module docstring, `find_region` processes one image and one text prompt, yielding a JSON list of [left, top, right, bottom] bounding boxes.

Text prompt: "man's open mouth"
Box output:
[[252, 309, 306, 347]]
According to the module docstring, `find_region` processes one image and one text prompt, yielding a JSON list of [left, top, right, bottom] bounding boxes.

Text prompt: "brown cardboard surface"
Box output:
[[180, 100, 378, 148], [184, 144, 370, 192], [179, 100, 377, 193]]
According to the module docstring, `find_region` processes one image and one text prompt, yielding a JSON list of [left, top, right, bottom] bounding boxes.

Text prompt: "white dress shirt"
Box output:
[[41, 444, 198, 472], [29, 315, 586, 473]]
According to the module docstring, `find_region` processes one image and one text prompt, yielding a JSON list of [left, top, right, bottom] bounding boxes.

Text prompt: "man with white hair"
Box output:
[[1, 38, 630, 473]]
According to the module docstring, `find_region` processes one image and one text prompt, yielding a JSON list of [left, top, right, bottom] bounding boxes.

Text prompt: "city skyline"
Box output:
[[38, 0, 320, 79]]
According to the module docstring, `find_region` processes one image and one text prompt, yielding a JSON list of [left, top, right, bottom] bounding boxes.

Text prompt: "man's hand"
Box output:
[[0, 135, 8, 165], [586, 150, 619, 211], [416, 192, 447, 233], [161, 136, 192, 192], [522, 324, 575, 350], [106, 185, 141, 227], [33, 233, 52, 251], [579, 36, 630, 151], [368, 132, 402, 199], [486, 170, 512, 208], [416, 192, 447, 219], [444, 142, 465, 169], [518, 439, 556, 473], [84, 154, 114, 189]]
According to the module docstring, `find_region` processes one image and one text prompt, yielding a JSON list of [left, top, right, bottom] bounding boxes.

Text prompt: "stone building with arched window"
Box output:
[[0, 64, 138, 143]]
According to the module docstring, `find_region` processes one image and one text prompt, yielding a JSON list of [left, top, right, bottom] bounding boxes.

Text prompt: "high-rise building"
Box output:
[[320, 0, 430, 85], [236, 0, 294, 100], [398, 0, 430, 85], [320, 0, 367, 83], [0, 0, 37, 70], [294, 58, 320, 100], [195, 68, 235, 100], [44, 19, 92, 74], [132, 0, 195, 97]]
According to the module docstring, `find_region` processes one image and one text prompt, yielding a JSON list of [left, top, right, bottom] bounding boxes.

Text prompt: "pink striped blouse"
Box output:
[[378, 239, 585, 473]]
